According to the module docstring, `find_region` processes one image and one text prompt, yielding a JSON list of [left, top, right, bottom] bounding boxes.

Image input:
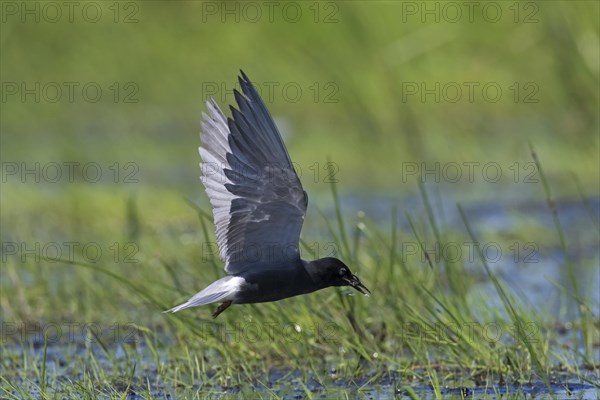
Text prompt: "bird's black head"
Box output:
[[311, 257, 371, 295]]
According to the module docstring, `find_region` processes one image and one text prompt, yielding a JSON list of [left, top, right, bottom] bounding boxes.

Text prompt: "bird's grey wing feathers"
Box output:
[[199, 71, 307, 274]]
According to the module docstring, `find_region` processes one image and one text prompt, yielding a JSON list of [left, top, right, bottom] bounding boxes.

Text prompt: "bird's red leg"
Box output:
[[212, 301, 232, 318]]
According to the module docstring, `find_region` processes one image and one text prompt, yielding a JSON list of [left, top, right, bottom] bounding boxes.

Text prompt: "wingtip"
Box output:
[[238, 70, 254, 96]]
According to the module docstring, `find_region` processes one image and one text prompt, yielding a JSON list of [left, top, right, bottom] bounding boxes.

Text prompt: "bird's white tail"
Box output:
[[164, 276, 243, 313]]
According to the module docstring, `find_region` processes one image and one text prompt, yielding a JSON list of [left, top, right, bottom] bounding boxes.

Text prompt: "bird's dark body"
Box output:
[[233, 260, 321, 304]]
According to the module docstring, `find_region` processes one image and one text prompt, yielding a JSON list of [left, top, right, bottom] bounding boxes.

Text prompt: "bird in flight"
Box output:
[[167, 71, 370, 318]]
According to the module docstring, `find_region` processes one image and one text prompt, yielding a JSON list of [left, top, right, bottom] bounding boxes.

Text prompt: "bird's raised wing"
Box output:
[[199, 71, 308, 274]]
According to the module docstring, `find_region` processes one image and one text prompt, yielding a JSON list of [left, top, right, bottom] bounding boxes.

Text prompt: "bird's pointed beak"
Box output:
[[345, 274, 371, 296]]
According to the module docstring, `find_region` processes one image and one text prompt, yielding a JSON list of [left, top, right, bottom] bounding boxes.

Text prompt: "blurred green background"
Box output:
[[1, 0, 599, 320], [2, 1, 598, 198]]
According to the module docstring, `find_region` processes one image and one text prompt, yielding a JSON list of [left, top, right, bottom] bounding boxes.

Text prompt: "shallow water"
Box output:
[[2, 340, 598, 399]]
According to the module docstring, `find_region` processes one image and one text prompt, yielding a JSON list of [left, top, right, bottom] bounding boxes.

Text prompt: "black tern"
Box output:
[[167, 71, 370, 318]]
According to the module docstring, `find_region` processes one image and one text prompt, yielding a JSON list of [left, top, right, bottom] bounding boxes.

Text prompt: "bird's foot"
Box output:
[[212, 301, 232, 318]]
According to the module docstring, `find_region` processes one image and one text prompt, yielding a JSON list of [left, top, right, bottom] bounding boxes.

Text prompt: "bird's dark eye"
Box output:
[[339, 268, 347, 276]]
